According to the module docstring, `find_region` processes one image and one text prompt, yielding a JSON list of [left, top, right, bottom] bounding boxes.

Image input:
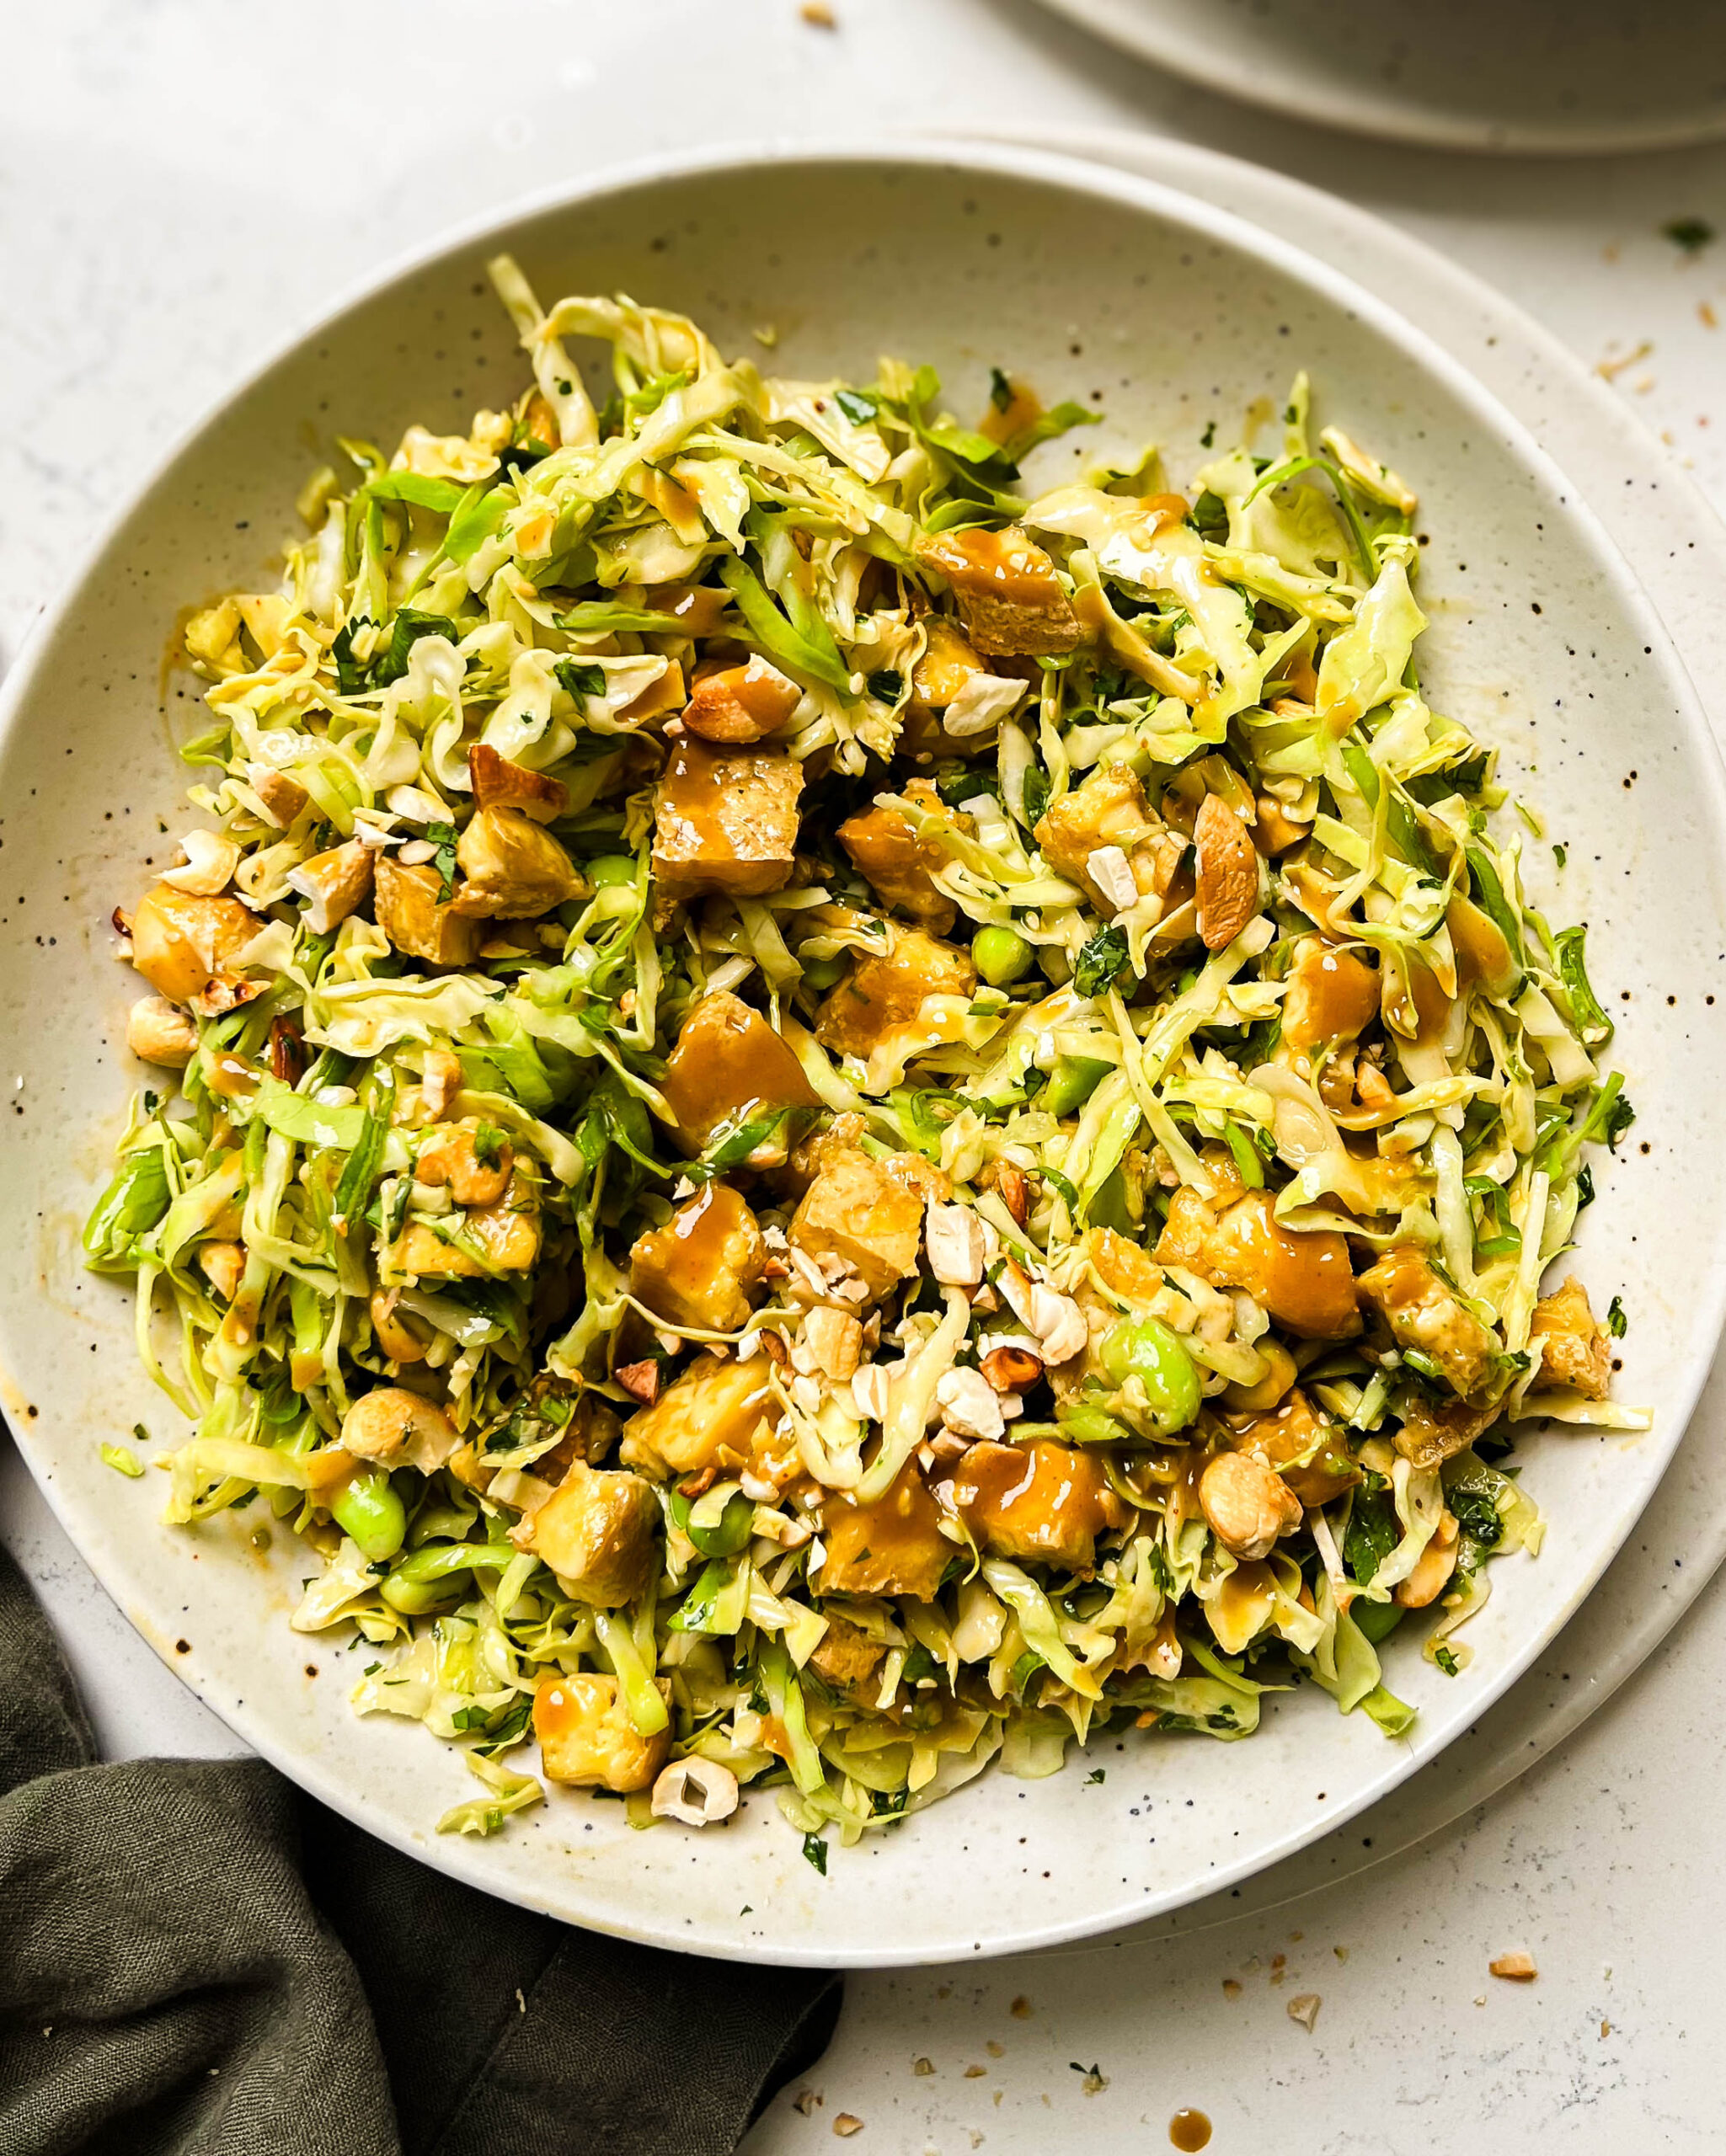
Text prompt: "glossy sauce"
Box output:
[[1282, 942, 1380, 1049], [660, 990, 817, 1150], [1230, 1386, 1360, 1506], [1208, 1558, 1276, 1652], [820, 1469, 949, 1601], [1447, 891, 1514, 991], [1211, 1190, 1360, 1340], [948, 1441, 1118, 1565], [928, 524, 1062, 603], [204, 1050, 261, 1100], [1169, 2109, 1212, 2151], [645, 580, 731, 639]]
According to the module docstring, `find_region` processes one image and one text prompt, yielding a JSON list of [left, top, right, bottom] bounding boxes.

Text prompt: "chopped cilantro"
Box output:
[[1663, 216, 1716, 254], [472, 1121, 506, 1169], [802, 1832, 829, 1876], [1434, 1645, 1461, 1677], [832, 387, 878, 428], [1074, 924, 1131, 1000], [989, 366, 1014, 413], [425, 823, 460, 903], [867, 667, 903, 702], [554, 658, 607, 702], [1607, 1294, 1627, 1338]]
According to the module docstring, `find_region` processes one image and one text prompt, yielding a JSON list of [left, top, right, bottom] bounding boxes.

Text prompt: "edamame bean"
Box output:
[[377, 1540, 512, 1614], [328, 1468, 408, 1563], [1039, 1054, 1112, 1117], [1100, 1315, 1202, 1434], [972, 925, 1034, 987], [586, 854, 638, 889]]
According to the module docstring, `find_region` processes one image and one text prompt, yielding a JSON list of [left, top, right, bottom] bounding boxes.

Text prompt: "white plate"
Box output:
[[3, 138, 1724, 1967], [1023, 0, 1726, 155]]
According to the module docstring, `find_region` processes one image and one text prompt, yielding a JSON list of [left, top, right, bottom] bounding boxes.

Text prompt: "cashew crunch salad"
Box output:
[[86, 259, 1648, 1852]]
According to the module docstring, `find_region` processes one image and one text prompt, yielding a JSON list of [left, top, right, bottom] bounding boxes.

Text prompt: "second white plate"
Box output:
[[1022, 0, 1726, 155]]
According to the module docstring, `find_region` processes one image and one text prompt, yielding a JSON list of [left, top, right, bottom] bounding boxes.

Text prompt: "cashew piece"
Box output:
[[1194, 793, 1261, 953], [126, 994, 198, 1068], [340, 1386, 457, 1472], [649, 1757, 740, 1827], [1199, 1450, 1302, 1560]]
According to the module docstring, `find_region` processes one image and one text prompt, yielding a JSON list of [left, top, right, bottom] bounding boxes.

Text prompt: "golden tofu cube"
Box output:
[[815, 925, 975, 1059], [628, 1182, 765, 1334], [534, 1672, 669, 1791], [375, 857, 481, 968], [911, 618, 991, 709], [658, 991, 819, 1155], [818, 1469, 951, 1601], [788, 1145, 924, 1301], [1157, 1187, 1359, 1342], [1034, 764, 1182, 917], [805, 1612, 885, 1701], [1356, 1245, 1497, 1396], [452, 806, 585, 919], [915, 525, 1082, 657], [468, 741, 569, 825], [522, 1461, 660, 1607], [1226, 1387, 1360, 1508], [837, 781, 962, 933], [618, 1353, 777, 1481], [131, 883, 259, 1006], [651, 738, 803, 900], [944, 1441, 1123, 1572], [390, 1171, 542, 1277], [1530, 1275, 1611, 1400]]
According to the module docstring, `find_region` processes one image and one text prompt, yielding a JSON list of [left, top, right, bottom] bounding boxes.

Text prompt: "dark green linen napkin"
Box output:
[[0, 1545, 840, 2156]]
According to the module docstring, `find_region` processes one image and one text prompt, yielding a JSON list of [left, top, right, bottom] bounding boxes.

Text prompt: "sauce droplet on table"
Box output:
[[1169, 2109, 1212, 2152]]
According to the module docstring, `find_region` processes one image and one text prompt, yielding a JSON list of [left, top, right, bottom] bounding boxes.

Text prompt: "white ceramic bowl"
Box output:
[[4, 140, 1723, 1967]]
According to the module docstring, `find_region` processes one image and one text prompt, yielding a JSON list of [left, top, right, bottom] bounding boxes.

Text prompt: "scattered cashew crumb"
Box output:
[[832, 2116, 863, 2139], [986, 2040, 1004, 2058], [1333, 1945, 1349, 1962], [1288, 1993, 1321, 2032], [794, 2089, 820, 2116], [912, 2056, 934, 2075], [515, 1988, 526, 2015], [1702, 301, 1718, 328], [964, 2064, 987, 2079], [1601, 2020, 1612, 2038], [800, 0, 836, 21], [1221, 1978, 1242, 2000], [1595, 339, 1654, 382], [1490, 1952, 1538, 1983], [1269, 1953, 1287, 1986], [1010, 1995, 1033, 2019]]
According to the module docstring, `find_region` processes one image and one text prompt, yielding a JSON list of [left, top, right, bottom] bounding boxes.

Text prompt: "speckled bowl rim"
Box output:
[[5, 134, 1725, 1964]]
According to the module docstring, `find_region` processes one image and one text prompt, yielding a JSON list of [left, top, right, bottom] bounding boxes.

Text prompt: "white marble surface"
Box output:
[[6, 3, 1726, 2147]]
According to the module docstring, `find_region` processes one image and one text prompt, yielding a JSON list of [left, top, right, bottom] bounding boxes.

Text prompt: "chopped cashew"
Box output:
[[850, 1363, 890, 1422], [161, 829, 242, 896], [803, 1305, 863, 1383], [1489, 1952, 1537, 1983], [926, 1202, 986, 1287], [1085, 844, 1140, 915], [126, 995, 197, 1068], [649, 1756, 740, 1826], [1199, 1450, 1302, 1560], [197, 1241, 245, 1302], [1194, 793, 1260, 951], [936, 1365, 1006, 1442], [340, 1387, 458, 1474]]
